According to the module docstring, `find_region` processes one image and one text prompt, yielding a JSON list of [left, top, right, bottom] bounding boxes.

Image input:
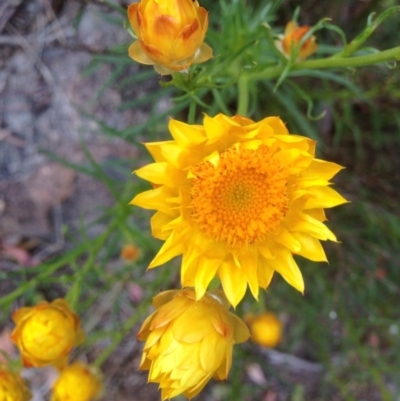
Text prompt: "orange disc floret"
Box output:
[[11, 299, 85, 368]]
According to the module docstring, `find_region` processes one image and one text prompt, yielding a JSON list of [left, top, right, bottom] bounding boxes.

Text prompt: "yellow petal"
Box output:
[[258, 242, 274, 259], [151, 211, 173, 240], [267, 249, 304, 293], [169, 119, 206, 147], [193, 42, 213, 64], [306, 208, 327, 222], [264, 116, 289, 135], [199, 333, 226, 372], [128, 41, 154, 65], [257, 256, 275, 289], [136, 162, 185, 187], [130, 186, 176, 215], [286, 211, 337, 241], [218, 259, 248, 307], [284, 20, 298, 35], [160, 142, 189, 168], [275, 228, 301, 252], [194, 256, 222, 300], [236, 250, 259, 300], [230, 314, 250, 344], [203, 114, 233, 144], [171, 307, 214, 343], [304, 159, 344, 181], [149, 230, 183, 268], [292, 232, 327, 262], [11, 306, 33, 324], [144, 141, 171, 162], [304, 186, 348, 209], [153, 290, 180, 308]]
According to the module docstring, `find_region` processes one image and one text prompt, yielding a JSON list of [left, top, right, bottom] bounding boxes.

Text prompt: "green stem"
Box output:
[[237, 75, 249, 115], [188, 97, 196, 124], [0, 220, 119, 308], [92, 265, 176, 368], [92, 299, 150, 368], [246, 46, 400, 81]]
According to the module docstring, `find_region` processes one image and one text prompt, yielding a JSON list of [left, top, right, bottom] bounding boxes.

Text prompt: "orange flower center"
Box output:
[[190, 146, 289, 247]]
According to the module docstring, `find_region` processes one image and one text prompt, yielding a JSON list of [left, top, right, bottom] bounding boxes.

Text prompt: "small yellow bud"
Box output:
[[127, 0, 213, 75], [0, 366, 32, 401], [248, 312, 283, 348], [275, 21, 318, 60], [11, 299, 85, 368], [51, 362, 102, 401], [137, 289, 250, 400]]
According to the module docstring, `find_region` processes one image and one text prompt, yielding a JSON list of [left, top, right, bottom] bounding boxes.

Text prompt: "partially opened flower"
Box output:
[[137, 289, 249, 400], [0, 366, 32, 401], [11, 299, 85, 368], [247, 312, 283, 348], [128, 0, 212, 75], [131, 114, 347, 307], [275, 21, 318, 60], [51, 362, 102, 401]]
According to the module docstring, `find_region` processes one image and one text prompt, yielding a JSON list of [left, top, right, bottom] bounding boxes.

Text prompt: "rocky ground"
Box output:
[[0, 0, 160, 400]]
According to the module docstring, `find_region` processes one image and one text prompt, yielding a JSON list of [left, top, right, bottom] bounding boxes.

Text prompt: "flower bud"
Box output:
[[121, 243, 140, 262], [275, 21, 317, 60], [0, 366, 32, 401], [248, 312, 282, 348], [11, 299, 85, 368], [128, 0, 212, 75], [137, 289, 249, 400], [51, 362, 102, 401]]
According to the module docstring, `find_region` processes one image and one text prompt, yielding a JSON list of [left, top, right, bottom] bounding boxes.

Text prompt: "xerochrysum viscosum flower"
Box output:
[[11, 299, 85, 368], [275, 21, 318, 60], [0, 366, 32, 401], [51, 362, 102, 401], [137, 289, 249, 400], [127, 0, 212, 75], [131, 114, 347, 307]]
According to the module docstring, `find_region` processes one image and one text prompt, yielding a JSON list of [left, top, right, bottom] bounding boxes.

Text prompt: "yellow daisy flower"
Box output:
[[131, 114, 347, 307]]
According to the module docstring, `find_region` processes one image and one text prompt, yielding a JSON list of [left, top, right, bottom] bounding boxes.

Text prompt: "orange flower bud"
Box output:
[[51, 362, 102, 401], [137, 289, 249, 400], [120, 244, 140, 261], [0, 366, 32, 401], [248, 312, 282, 348], [11, 299, 85, 368], [275, 21, 317, 60], [127, 0, 212, 75]]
